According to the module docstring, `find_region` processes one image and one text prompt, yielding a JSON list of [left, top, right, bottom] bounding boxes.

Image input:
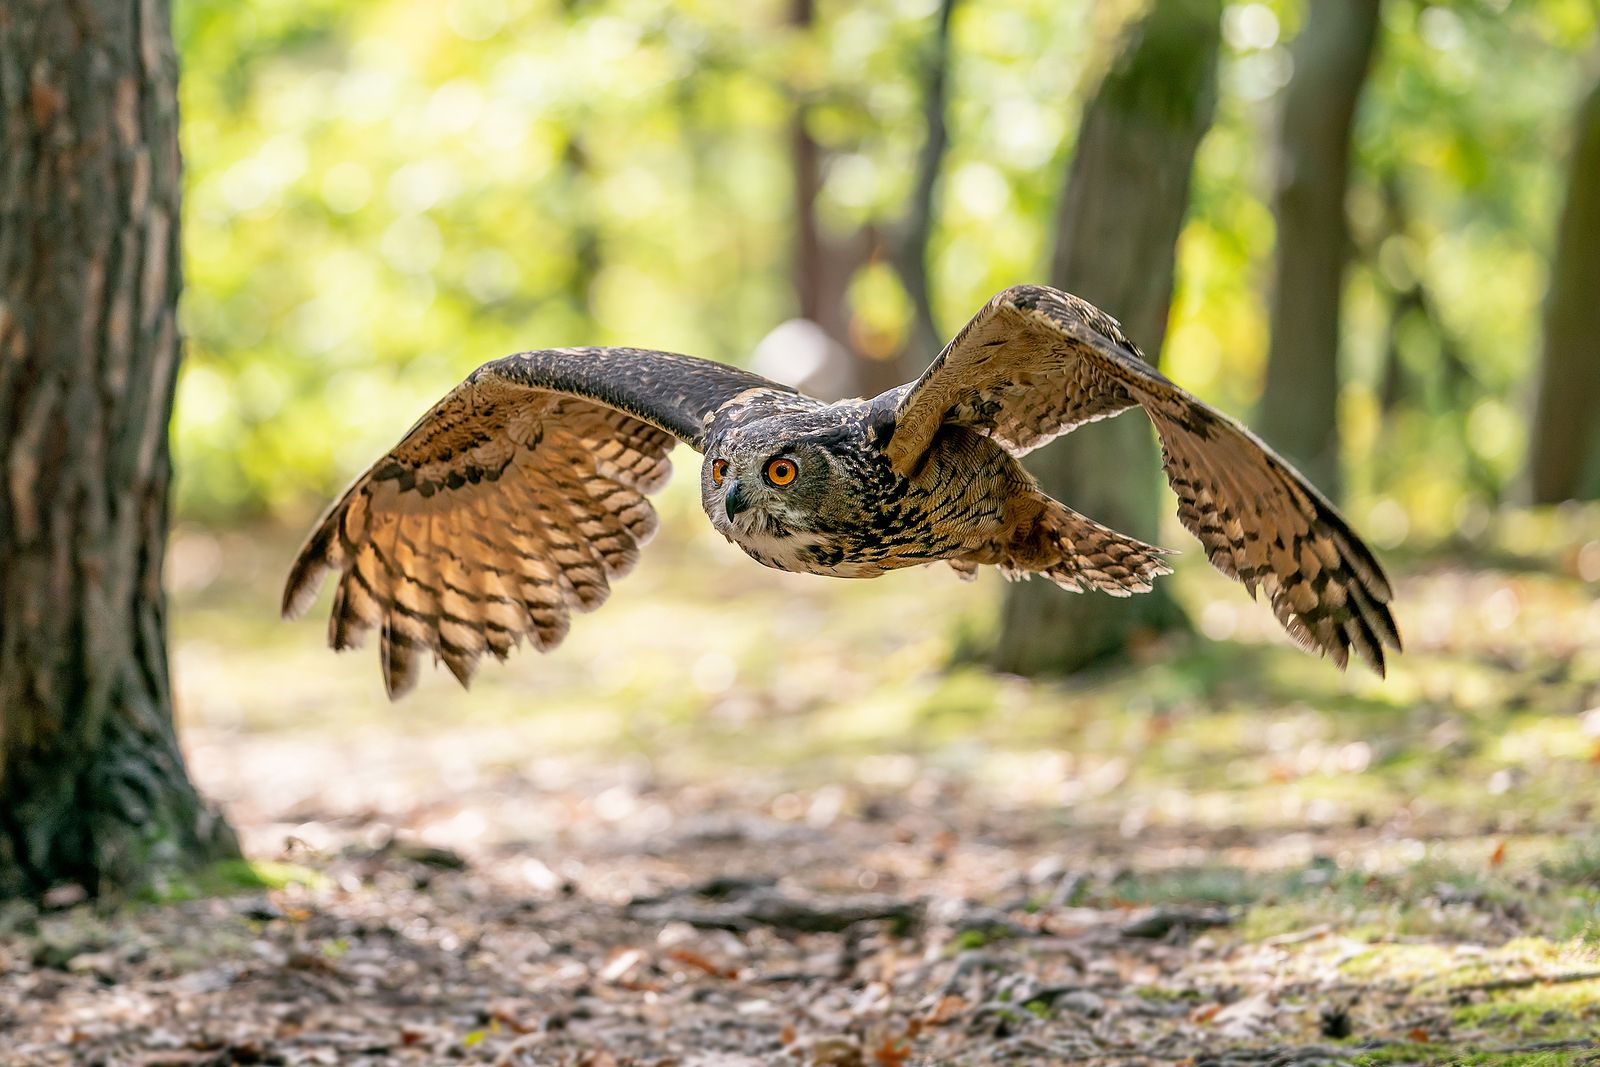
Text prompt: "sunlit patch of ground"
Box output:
[[3, 498, 1599, 1064]]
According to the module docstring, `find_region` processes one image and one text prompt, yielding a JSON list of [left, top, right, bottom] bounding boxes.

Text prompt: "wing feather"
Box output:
[[284, 346, 790, 696], [888, 285, 1400, 675]]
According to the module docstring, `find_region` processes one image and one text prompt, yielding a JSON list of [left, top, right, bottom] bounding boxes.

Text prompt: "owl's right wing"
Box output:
[[887, 285, 1400, 676], [282, 347, 793, 698]]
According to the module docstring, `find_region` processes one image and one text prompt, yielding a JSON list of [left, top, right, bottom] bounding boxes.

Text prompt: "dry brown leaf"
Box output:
[[871, 1035, 911, 1067], [666, 946, 739, 979], [923, 994, 966, 1026]]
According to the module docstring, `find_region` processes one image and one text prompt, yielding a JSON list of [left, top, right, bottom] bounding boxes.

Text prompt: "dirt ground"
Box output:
[[2, 515, 1599, 1065]]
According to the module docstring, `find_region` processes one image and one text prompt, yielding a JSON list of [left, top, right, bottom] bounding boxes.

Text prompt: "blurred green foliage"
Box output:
[[172, 0, 1596, 540]]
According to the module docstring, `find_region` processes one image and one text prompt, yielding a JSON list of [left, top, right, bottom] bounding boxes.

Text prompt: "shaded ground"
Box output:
[[3, 499, 1599, 1065]]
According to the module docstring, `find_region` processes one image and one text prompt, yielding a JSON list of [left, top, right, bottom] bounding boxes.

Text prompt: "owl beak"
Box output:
[[723, 479, 751, 520]]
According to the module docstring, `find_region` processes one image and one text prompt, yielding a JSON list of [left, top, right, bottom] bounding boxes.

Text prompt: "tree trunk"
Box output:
[[892, 0, 961, 384], [787, 0, 858, 358], [1255, 0, 1381, 500], [1526, 66, 1600, 504], [992, 0, 1221, 678], [0, 0, 238, 900]]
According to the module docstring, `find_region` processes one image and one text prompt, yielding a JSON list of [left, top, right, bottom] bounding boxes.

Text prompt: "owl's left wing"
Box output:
[[283, 347, 793, 697], [887, 285, 1401, 675]]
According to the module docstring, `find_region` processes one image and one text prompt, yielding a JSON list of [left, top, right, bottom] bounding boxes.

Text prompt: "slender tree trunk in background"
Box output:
[[1526, 67, 1600, 504], [1256, 0, 1381, 500], [992, 0, 1221, 677], [789, 0, 831, 332], [788, 0, 859, 367], [561, 134, 601, 322], [0, 0, 238, 899], [892, 0, 960, 384]]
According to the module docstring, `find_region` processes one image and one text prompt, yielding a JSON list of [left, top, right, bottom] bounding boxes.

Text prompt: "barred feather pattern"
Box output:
[[997, 498, 1174, 597], [888, 284, 1401, 675], [282, 347, 778, 697]]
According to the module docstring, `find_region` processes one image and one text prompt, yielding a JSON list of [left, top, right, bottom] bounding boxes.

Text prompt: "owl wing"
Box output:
[[887, 285, 1401, 675], [282, 347, 793, 697]]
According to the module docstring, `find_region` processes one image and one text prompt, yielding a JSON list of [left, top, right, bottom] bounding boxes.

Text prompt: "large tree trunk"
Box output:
[[1255, 0, 1381, 500], [1526, 66, 1600, 504], [992, 0, 1221, 677], [0, 0, 237, 900]]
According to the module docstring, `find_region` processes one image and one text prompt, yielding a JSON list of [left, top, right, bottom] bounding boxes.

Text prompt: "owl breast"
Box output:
[[726, 523, 890, 578]]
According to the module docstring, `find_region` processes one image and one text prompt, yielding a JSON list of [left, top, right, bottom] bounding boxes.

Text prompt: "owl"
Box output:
[[283, 285, 1400, 696]]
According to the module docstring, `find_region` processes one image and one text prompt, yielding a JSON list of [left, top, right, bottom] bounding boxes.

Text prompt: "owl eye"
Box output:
[[711, 458, 729, 485], [764, 456, 799, 487]]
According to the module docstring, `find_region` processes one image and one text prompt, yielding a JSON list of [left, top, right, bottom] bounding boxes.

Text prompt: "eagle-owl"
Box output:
[[283, 285, 1400, 696]]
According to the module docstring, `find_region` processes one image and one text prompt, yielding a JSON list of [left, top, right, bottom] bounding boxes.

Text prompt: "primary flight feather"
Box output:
[[283, 285, 1401, 697]]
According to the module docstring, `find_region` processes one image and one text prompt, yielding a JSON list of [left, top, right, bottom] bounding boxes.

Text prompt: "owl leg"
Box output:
[[998, 494, 1174, 596]]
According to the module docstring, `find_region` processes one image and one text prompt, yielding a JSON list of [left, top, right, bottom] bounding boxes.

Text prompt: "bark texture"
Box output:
[[891, 0, 961, 385], [0, 0, 237, 899], [1526, 67, 1600, 504], [787, 0, 870, 393], [992, 0, 1221, 677], [1255, 0, 1381, 500]]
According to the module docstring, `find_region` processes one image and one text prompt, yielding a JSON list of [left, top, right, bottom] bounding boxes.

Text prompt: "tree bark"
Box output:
[[992, 0, 1221, 678], [0, 0, 238, 899], [891, 0, 960, 384], [1526, 66, 1600, 504], [788, 0, 858, 362], [1255, 0, 1381, 500]]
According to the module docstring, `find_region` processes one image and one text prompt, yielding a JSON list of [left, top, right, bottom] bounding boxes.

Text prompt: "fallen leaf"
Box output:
[[804, 1035, 864, 1067], [599, 947, 648, 984], [871, 1035, 911, 1067], [489, 1001, 537, 1034], [1408, 1027, 1430, 1042], [667, 946, 738, 979], [923, 994, 965, 1025], [1212, 992, 1276, 1039]]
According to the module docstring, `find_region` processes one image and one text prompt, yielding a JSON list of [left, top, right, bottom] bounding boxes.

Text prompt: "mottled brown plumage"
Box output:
[[284, 286, 1400, 696]]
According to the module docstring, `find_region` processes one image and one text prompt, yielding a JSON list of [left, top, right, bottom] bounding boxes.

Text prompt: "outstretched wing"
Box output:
[[888, 285, 1401, 675], [283, 347, 793, 697]]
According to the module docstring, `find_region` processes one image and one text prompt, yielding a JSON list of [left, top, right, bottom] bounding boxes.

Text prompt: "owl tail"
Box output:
[[997, 494, 1174, 596]]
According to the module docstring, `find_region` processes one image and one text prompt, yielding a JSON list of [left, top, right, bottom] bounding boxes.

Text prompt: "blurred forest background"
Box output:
[[6, 0, 1600, 1062], [172, 0, 1597, 528]]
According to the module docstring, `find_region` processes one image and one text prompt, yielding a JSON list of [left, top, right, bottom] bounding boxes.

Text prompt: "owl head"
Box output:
[[699, 415, 868, 545]]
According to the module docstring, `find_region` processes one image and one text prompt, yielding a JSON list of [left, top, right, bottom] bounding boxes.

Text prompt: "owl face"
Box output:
[[700, 418, 868, 551]]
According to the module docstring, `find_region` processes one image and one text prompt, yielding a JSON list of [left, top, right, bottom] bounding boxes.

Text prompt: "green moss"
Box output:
[[138, 858, 324, 903], [1450, 1053, 1591, 1067], [1351, 1042, 1447, 1065]]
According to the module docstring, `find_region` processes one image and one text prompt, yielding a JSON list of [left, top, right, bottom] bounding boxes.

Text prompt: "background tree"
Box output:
[[888, 0, 961, 384], [787, 0, 864, 385], [1525, 62, 1600, 504], [992, 0, 1222, 677], [0, 0, 237, 899], [1255, 0, 1381, 499]]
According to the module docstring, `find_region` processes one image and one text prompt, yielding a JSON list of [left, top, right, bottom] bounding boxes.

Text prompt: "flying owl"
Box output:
[[283, 285, 1401, 696]]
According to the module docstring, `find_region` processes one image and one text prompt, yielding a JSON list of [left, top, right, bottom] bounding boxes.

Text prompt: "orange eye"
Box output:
[[764, 457, 798, 487], [711, 459, 729, 485]]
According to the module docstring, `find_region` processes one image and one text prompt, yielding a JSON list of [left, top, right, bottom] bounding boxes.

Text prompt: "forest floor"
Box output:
[[3, 500, 1600, 1066]]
